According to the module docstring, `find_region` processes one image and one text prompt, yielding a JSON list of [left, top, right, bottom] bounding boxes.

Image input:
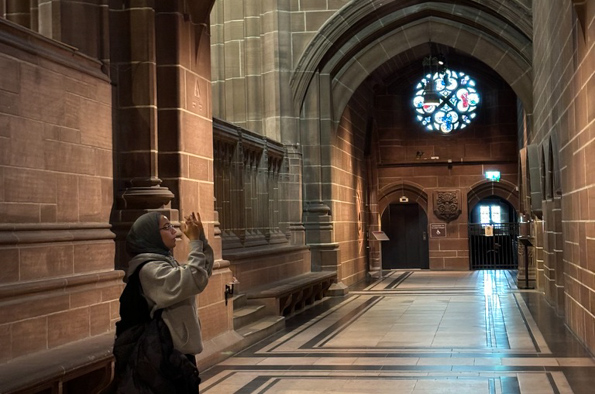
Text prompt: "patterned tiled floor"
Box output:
[[200, 271, 595, 393]]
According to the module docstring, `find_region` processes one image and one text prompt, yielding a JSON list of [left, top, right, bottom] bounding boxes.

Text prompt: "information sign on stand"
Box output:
[[371, 231, 389, 241]]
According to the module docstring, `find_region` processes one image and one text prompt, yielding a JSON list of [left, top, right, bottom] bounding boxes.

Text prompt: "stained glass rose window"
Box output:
[[413, 70, 480, 133]]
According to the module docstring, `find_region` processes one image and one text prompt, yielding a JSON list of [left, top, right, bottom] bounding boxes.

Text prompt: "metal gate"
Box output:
[[468, 223, 519, 269]]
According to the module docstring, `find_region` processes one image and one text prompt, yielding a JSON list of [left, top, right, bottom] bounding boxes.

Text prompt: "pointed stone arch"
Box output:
[[378, 181, 429, 216], [291, 1, 533, 120], [296, 1, 533, 228], [541, 133, 564, 311], [541, 144, 548, 200], [526, 144, 543, 218], [548, 134, 562, 198], [467, 179, 519, 214]]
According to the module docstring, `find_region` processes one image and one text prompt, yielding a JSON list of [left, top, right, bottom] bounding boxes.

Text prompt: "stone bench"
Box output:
[[245, 271, 336, 317], [0, 333, 114, 394]]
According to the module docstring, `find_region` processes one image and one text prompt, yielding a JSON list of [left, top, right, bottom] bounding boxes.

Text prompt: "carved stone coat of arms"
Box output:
[[433, 190, 462, 222]]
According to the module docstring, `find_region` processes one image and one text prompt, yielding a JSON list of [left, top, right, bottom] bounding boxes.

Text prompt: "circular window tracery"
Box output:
[[412, 70, 480, 133]]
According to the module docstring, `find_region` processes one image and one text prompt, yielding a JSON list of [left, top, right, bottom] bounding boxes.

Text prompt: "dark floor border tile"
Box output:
[[201, 373, 516, 394]]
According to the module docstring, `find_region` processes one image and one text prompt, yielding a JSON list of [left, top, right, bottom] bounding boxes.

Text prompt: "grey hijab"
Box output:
[[126, 212, 171, 256]]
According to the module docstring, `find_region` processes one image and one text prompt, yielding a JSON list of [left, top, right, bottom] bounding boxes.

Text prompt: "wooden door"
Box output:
[[381, 203, 429, 269]]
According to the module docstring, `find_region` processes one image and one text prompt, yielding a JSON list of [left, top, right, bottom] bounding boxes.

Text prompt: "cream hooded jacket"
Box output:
[[125, 239, 214, 354]]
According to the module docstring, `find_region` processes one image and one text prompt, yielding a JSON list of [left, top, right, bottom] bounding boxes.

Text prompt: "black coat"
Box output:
[[112, 311, 200, 394], [108, 262, 200, 394]]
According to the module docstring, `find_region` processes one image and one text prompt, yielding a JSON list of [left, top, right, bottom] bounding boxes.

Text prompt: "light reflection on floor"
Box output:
[[200, 271, 595, 394]]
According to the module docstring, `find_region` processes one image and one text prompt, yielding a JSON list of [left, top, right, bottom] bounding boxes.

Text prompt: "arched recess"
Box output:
[[543, 133, 564, 312], [541, 144, 548, 200], [378, 181, 429, 217], [467, 180, 520, 270], [328, 19, 532, 123], [467, 179, 520, 214], [549, 134, 562, 197], [291, 1, 533, 120], [295, 1, 533, 212], [295, 0, 532, 274], [526, 144, 543, 218], [547, 142, 554, 200], [378, 182, 429, 270]]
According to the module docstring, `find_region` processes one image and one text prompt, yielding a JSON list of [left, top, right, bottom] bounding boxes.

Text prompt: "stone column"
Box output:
[[283, 145, 306, 244], [108, 2, 176, 267], [151, 1, 237, 365], [267, 151, 287, 244], [300, 72, 343, 292], [214, 139, 234, 241], [240, 143, 266, 247], [257, 148, 269, 240], [367, 157, 382, 278]]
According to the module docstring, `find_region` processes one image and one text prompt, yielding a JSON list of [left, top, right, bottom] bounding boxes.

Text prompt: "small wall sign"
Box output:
[[430, 223, 447, 238], [485, 225, 494, 236]]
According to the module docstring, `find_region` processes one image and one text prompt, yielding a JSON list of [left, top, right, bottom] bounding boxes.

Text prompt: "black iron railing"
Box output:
[[468, 223, 519, 269]]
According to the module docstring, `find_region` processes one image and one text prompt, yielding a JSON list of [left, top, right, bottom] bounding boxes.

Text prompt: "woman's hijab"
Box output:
[[126, 212, 171, 256]]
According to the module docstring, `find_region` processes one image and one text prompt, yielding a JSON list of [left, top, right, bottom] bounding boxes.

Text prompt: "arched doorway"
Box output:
[[468, 196, 518, 269], [381, 203, 429, 269]]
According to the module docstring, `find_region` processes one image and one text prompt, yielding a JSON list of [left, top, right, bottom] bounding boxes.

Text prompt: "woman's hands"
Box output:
[[181, 212, 204, 241]]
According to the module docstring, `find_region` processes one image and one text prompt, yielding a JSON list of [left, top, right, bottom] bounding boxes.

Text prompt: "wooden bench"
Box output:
[[245, 271, 336, 317]]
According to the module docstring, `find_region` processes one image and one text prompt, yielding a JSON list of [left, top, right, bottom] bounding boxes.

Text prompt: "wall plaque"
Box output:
[[430, 223, 447, 238], [433, 190, 462, 223]]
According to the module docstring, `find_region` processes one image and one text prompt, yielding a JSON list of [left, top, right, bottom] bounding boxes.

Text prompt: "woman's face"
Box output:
[[159, 215, 177, 250]]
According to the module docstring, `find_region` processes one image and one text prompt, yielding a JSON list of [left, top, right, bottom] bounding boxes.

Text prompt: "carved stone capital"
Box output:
[[121, 177, 174, 209]]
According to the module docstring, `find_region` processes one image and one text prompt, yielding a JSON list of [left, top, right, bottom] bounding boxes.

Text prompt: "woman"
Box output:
[[110, 211, 214, 393]]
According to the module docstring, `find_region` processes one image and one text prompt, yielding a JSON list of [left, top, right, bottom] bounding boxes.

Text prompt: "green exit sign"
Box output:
[[485, 171, 500, 181]]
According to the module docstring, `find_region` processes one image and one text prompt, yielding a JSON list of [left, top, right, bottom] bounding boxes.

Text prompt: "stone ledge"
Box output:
[[0, 332, 114, 393], [0, 226, 115, 245], [195, 330, 244, 372], [223, 244, 309, 260], [0, 18, 108, 80], [0, 270, 124, 300]]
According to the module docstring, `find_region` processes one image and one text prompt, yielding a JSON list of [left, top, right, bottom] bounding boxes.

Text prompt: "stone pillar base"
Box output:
[[327, 281, 349, 296], [309, 243, 339, 271], [289, 222, 306, 245]]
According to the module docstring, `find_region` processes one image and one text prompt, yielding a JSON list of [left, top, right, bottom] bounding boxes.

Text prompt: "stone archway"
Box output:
[[294, 1, 532, 279], [467, 179, 520, 215], [467, 180, 520, 270], [542, 135, 565, 312], [380, 203, 430, 270], [379, 182, 429, 216], [371, 182, 429, 272], [292, 1, 533, 118]]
